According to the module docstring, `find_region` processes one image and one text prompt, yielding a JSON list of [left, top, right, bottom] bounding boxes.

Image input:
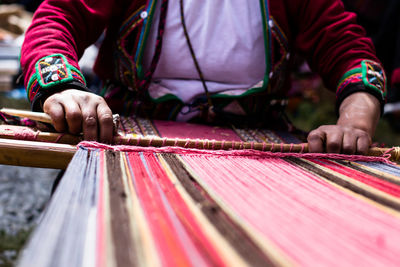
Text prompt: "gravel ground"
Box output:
[[0, 164, 58, 266]]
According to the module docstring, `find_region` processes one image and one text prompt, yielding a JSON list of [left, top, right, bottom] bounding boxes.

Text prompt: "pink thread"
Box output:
[[136, 136, 141, 146], [162, 137, 167, 147], [148, 137, 154, 146], [174, 138, 179, 147], [212, 140, 215, 150], [21, 118, 36, 127], [77, 141, 393, 164], [221, 140, 225, 150], [271, 143, 275, 152], [262, 142, 266, 151], [382, 147, 395, 160], [54, 133, 65, 143], [300, 143, 305, 154], [126, 152, 225, 266], [184, 139, 190, 148], [251, 142, 254, 150], [195, 139, 199, 149], [289, 143, 294, 152], [308, 158, 400, 197], [33, 129, 40, 140], [181, 154, 400, 266], [232, 142, 235, 150], [280, 143, 284, 153], [9, 127, 40, 141]]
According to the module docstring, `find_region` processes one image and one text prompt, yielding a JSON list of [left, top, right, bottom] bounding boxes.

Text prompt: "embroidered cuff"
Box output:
[[26, 54, 86, 104], [335, 60, 386, 115]]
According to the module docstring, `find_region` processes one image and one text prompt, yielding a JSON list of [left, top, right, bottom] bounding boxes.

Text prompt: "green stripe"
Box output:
[[136, 0, 158, 79], [259, 0, 271, 90]]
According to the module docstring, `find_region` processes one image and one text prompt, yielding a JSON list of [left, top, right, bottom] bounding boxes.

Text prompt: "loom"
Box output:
[[1, 110, 400, 266]]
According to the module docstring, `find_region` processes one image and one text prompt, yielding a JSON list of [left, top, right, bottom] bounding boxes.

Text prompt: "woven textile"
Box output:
[[18, 118, 400, 267]]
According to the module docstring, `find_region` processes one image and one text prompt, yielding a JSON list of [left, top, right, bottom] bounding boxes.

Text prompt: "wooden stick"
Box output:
[[0, 109, 121, 133], [2, 110, 398, 161], [0, 125, 81, 144], [0, 108, 52, 123], [1, 125, 399, 163], [112, 135, 400, 161], [0, 138, 76, 169]]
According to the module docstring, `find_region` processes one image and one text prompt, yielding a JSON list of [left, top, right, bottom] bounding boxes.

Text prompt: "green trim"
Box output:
[[147, 82, 266, 103], [28, 64, 85, 91], [26, 73, 38, 98], [259, 0, 270, 90], [35, 54, 74, 89], [337, 67, 362, 86], [150, 93, 183, 104], [136, 0, 158, 80], [361, 60, 370, 89], [212, 84, 265, 99], [70, 65, 87, 85], [99, 85, 108, 97], [336, 60, 386, 98], [361, 60, 386, 96]]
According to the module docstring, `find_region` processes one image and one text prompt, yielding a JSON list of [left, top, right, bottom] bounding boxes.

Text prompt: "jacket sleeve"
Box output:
[[20, 0, 118, 111], [287, 0, 386, 111]]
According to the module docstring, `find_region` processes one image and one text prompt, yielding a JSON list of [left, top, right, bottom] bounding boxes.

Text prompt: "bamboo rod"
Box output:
[[1, 125, 399, 163], [0, 108, 52, 123], [0, 138, 76, 169], [112, 135, 400, 162], [0, 125, 81, 144]]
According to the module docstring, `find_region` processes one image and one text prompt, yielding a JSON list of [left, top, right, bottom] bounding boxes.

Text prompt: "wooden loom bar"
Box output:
[[1, 123, 400, 165], [1, 110, 399, 161], [0, 108, 53, 123], [115, 136, 400, 161], [0, 138, 76, 169]]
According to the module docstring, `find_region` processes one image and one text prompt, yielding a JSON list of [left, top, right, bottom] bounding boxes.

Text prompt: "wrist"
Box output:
[[337, 92, 380, 136]]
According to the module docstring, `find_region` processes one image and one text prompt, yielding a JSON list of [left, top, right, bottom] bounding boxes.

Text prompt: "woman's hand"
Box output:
[[307, 92, 381, 154], [43, 89, 114, 143]]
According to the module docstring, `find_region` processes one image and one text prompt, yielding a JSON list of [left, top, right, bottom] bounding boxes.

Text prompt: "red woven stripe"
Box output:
[[310, 159, 400, 197]]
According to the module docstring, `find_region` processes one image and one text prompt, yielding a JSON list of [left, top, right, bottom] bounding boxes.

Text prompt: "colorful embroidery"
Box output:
[[336, 60, 386, 99], [362, 60, 386, 94], [35, 54, 73, 88], [336, 73, 363, 95], [26, 54, 86, 102]]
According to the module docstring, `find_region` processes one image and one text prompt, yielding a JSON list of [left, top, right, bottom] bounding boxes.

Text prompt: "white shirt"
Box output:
[[144, 0, 265, 120]]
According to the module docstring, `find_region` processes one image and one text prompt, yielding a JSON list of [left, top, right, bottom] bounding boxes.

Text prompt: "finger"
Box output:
[[97, 103, 114, 143], [341, 132, 357, 154], [325, 131, 343, 154], [356, 135, 371, 155], [80, 103, 99, 141], [63, 101, 83, 135], [43, 99, 67, 132], [307, 130, 326, 153]]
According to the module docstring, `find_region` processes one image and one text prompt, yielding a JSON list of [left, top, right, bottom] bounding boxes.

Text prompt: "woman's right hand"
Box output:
[[43, 89, 114, 143]]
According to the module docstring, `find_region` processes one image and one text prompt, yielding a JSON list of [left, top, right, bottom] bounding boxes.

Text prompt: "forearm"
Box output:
[[337, 92, 381, 137]]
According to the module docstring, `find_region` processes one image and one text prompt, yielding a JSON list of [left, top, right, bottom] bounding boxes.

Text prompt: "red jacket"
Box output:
[[21, 0, 386, 116]]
